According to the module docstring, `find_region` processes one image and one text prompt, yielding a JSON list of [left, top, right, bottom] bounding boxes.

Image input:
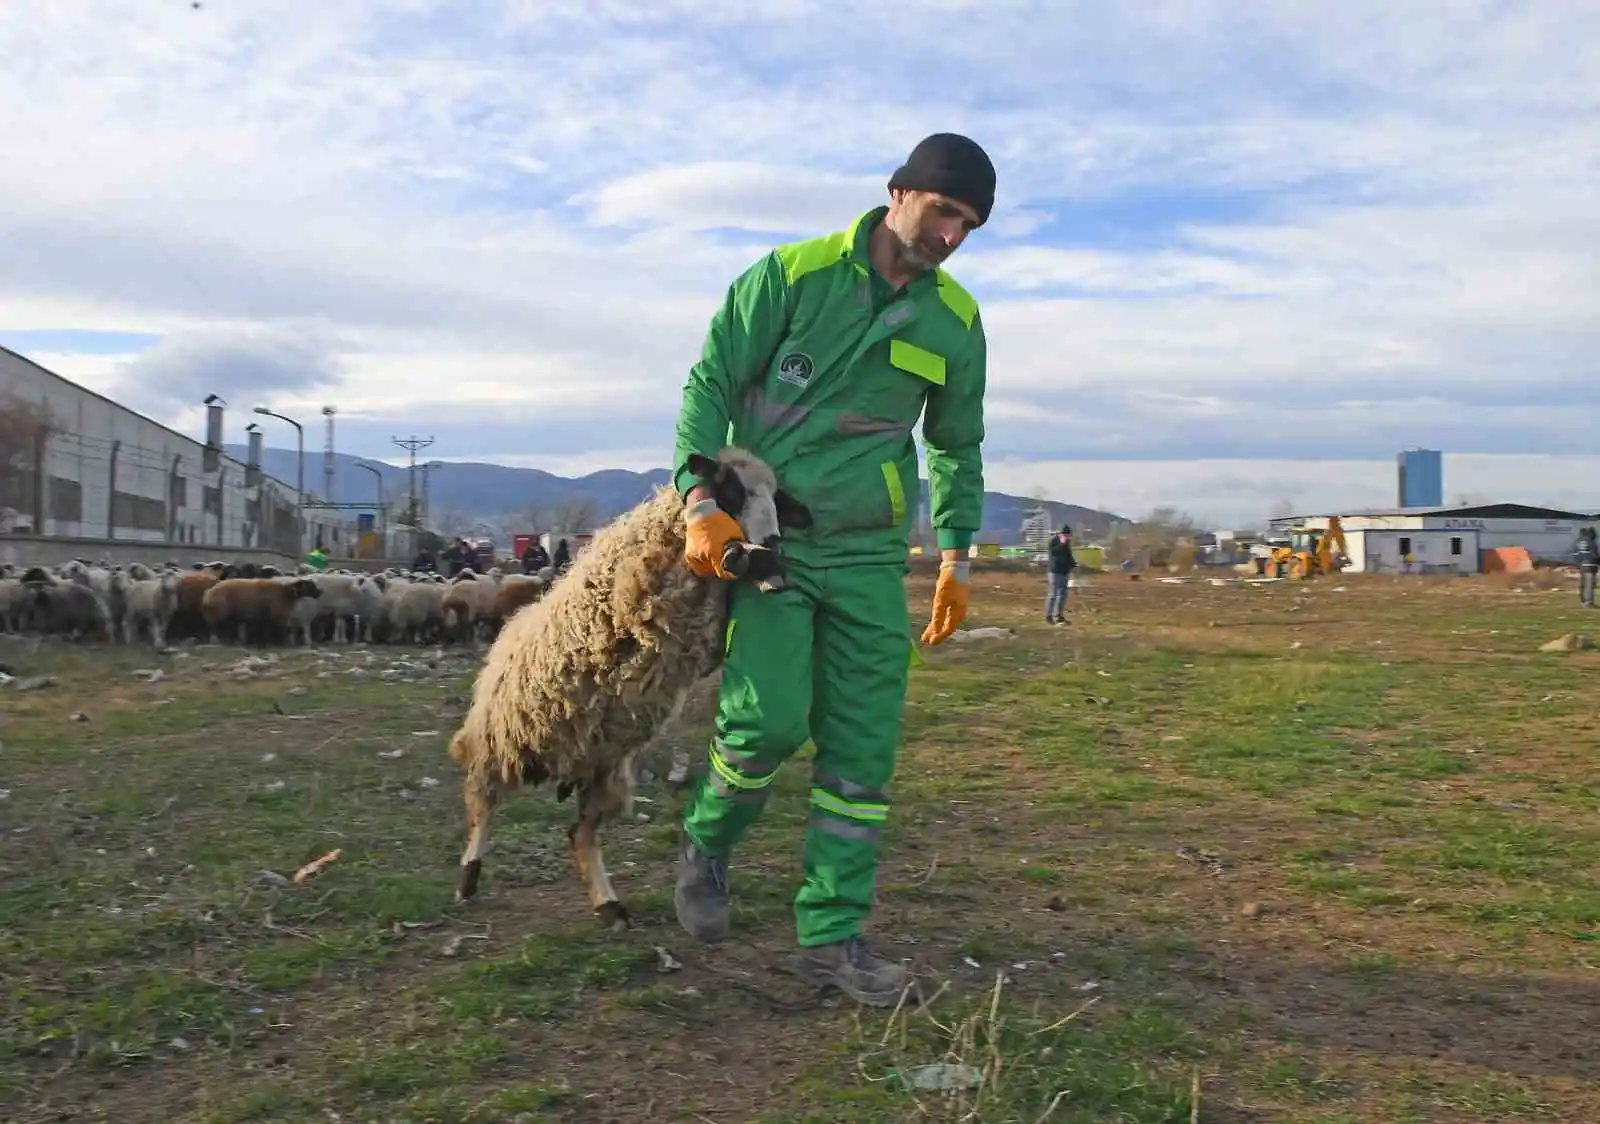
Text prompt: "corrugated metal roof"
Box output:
[[1287, 503, 1599, 522]]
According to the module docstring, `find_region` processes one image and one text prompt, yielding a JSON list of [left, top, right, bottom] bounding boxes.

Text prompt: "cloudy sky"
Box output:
[[2, 1, 1597, 525]]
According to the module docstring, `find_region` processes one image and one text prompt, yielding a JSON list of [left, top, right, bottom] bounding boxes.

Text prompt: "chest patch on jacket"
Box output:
[[777, 352, 814, 388]]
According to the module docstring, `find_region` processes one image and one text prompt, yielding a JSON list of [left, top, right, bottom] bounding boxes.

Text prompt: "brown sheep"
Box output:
[[201, 577, 322, 645], [169, 571, 221, 641], [448, 448, 810, 927], [489, 573, 547, 633]]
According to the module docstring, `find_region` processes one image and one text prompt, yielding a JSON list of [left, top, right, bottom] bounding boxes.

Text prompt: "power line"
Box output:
[[391, 435, 435, 525]]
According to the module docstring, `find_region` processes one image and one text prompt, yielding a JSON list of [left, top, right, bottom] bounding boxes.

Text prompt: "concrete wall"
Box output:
[[0, 533, 297, 571]]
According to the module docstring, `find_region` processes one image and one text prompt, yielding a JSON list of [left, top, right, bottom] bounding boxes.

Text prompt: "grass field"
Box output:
[[2, 567, 1598, 1123]]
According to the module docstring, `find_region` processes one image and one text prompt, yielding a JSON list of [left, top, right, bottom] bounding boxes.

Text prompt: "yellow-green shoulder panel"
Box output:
[[776, 231, 851, 285], [935, 268, 979, 329]]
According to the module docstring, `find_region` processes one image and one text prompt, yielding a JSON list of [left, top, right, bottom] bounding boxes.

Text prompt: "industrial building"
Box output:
[[1293, 504, 1596, 574], [0, 346, 383, 566]]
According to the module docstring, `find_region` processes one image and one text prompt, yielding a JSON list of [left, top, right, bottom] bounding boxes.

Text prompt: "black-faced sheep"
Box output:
[[448, 447, 811, 927]]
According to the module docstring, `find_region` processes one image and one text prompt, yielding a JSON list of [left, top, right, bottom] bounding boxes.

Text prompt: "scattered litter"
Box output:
[[418, 776, 440, 789], [1540, 633, 1592, 653], [259, 753, 278, 764], [947, 626, 1015, 642], [441, 932, 490, 957], [391, 919, 443, 937], [1160, 735, 1184, 742], [292, 848, 342, 883], [654, 945, 683, 973], [260, 780, 286, 794], [961, 955, 981, 969], [131, 668, 165, 683], [378, 749, 405, 760], [1011, 961, 1030, 971], [1096, 669, 1112, 677], [410, 730, 439, 737], [1175, 845, 1227, 876], [13, 676, 58, 692], [254, 870, 291, 888], [890, 1064, 983, 1092], [1240, 901, 1267, 919], [285, 686, 307, 697], [168, 1036, 191, 1052], [1075, 980, 1101, 992]]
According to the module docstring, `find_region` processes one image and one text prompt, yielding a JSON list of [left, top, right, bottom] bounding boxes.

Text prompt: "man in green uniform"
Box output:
[[671, 134, 994, 1005]]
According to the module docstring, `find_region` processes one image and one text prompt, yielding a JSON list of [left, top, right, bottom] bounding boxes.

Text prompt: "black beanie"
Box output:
[[888, 133, 996, 226]]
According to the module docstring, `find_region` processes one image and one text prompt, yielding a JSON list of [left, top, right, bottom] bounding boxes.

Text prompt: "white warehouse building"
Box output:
[[1293, 504, 1599, 575], [1, 346, 351, 565]]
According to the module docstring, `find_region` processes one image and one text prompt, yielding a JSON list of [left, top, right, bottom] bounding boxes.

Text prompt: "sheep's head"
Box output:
[[687, 449, 812, 594]]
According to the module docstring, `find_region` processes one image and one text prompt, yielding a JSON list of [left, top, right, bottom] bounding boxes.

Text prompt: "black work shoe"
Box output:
[[793, 936, 912, 1007], [674, 831, 730, 943]]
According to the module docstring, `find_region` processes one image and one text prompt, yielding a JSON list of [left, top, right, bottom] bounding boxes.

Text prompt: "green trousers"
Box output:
[[681, 562, 910, 947]]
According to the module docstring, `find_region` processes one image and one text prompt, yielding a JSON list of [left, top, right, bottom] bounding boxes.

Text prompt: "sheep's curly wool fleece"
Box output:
[[449, 482, 731, 788]]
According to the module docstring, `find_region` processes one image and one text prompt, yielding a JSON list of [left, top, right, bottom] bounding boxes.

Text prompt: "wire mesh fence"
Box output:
[[1, 421, 364, 559]]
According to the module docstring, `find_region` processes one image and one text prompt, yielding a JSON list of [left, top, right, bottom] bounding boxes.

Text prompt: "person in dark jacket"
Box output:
[[521, 539, 550, 574], [1575, 526, 1598, 608], [412, 547, 437, 573], [551, 537, 571, 575], [1046, 524, 1076, 624], [442, 538, 468, 577]]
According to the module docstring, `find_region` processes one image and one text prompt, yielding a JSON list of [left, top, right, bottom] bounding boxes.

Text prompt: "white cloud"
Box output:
[[577, 163, 884, 234], [1, 0, 1597, 515]]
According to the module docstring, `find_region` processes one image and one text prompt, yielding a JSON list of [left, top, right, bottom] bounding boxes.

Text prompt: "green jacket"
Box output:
[[673, 206, 986, 568]]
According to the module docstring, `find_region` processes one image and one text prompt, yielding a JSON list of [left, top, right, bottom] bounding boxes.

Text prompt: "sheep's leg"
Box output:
[[569, 762, 635, 931], [456, 772, 498, 902]]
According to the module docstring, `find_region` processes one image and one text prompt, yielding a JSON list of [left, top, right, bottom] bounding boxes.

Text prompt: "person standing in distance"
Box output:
[[671, 133, 995, 1006], [1046, 524, 1076, 624]]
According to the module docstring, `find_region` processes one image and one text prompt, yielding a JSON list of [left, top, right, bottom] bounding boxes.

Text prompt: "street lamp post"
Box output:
[[253, 406, 304, 554], [356, 462, 384, 557]]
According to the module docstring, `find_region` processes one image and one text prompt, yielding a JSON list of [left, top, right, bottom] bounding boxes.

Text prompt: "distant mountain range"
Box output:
[[226, 444, 1122, 544]]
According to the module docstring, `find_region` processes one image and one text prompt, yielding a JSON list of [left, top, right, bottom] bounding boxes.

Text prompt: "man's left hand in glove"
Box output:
[[920, 558, 970, 645]]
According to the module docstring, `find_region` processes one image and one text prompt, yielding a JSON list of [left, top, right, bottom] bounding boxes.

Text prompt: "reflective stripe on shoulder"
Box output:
[[777, 231, 853, 285], [935, 268, 979, 328]]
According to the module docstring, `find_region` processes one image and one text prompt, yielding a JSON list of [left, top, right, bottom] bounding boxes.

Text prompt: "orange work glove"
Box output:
[[684, 496, 745, 579], [920, 560, 970, 645]]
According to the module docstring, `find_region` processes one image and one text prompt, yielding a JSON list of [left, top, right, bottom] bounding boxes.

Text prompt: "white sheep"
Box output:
[[447, 447, 811, 927], [121, 571, 182, 648]]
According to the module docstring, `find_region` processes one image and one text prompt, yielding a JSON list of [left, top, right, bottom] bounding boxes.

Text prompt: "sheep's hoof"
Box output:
[[456, 859, 482, 902], [595, 901, 632, 932]]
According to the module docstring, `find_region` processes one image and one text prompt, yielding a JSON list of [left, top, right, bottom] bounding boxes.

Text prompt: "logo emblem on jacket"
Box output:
[[777, 352, 814, 388]]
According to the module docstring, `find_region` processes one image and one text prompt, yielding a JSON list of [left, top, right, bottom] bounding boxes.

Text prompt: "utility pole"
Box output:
[[391, 435, 435, 525], [321, 405, 337, 502]]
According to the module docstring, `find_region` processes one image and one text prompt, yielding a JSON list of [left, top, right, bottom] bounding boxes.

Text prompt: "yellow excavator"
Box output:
[[1261, 516, 1348, 579]]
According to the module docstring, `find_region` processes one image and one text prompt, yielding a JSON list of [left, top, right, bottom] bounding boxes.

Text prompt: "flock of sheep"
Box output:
[[0, 558, 553, 650], [5, 450, 813, 935]]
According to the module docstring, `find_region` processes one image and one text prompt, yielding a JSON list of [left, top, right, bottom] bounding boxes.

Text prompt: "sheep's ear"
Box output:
[[686, 453, 719, 481], [775, 489, 813, 530]]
